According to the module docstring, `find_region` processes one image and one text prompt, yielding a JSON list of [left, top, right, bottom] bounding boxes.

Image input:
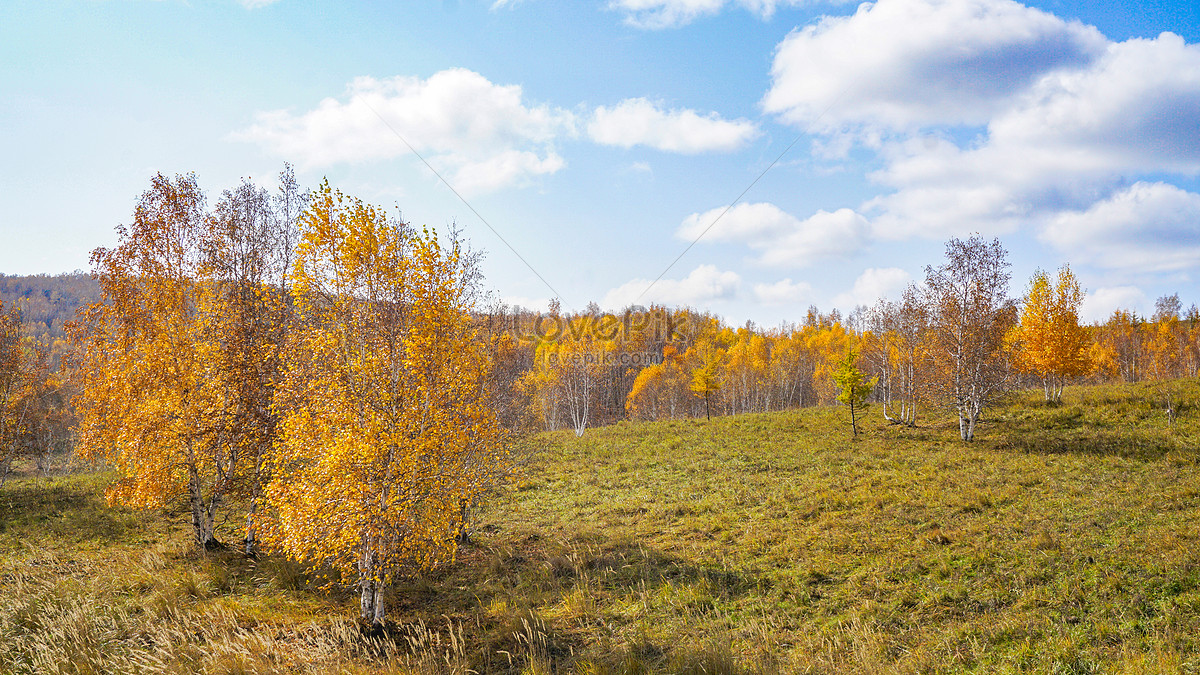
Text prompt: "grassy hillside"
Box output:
[[2, 380, 1199, 673]]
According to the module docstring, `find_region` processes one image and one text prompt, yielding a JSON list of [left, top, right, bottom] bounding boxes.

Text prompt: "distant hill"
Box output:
[[0, 272, 100, 342]]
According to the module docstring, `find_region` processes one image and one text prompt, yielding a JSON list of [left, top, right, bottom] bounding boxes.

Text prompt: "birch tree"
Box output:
[[1012, 266, 1090, 403], [74, 173, 233, 548], [265, 182, 504, 627], [202, 173, 300, 555], [924, 236, 1016, 442], [74, 170, 300, 550]]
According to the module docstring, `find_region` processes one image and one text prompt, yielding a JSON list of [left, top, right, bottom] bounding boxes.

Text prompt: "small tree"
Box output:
[[689, 344, 723, 421], [1012, 266, 1089, 403], [924, 236, 1016, 441], [832, 348, 875, 437]]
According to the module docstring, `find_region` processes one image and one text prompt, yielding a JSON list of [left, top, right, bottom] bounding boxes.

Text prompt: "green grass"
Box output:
[[3, 380, 1200, 673]]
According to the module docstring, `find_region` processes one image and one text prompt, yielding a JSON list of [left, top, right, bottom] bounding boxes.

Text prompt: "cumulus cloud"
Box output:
[[232, 68, 575, 195], [610, 0, 811, 29], [602, 264, 741, 310], [833, 267, 912, 309], [1080, 286, 1147, 323], [753, 278, 813, 305], [990, 33, 1200, 173], [763, 0, 1106, 130], [856, 28, 1200, 239], [677, 202, 869, 267], [1041, 182, 1200, 273], [588, 98, 758, 153]]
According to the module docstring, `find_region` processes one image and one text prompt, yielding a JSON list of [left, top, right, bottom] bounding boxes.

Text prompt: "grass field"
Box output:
[[2, 380, 1199, 673]]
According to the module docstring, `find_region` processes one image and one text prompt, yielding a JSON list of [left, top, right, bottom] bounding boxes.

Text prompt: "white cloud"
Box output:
[[239, 0, 282, 8], [1041, 182, 1200, 273], [449, 149, 565, 196], [602, 264, 741, 310], [763, 0, 1106, 131], [833, 267, 912, 310], [1080, 286, 1147, 323], [610, 0, 810, 29], [753, 278, 813, 305], [588, 98, 758, 153], [990, 33, 1200, 173], [859, 30, 1200, 240], [677, 202, 869, 267], [232, 68, 575, 195]]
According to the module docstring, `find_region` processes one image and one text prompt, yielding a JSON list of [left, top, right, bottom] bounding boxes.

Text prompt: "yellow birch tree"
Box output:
[[265, 182, 504, 627], [1014, 266, 1090, 403], [74, 173, 238, 548]]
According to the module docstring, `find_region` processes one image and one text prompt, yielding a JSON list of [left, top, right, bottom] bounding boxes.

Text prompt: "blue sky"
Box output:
[[2, 0, 1198, 326]]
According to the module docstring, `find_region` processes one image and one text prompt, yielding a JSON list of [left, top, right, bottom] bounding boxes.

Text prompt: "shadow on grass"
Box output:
[[0, 475, 144, 546], [997, 426, 1189, 461]]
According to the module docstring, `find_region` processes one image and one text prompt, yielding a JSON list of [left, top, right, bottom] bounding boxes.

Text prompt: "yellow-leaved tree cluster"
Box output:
[[506, 236, 1195, 441], [73, 172, 506, 626]]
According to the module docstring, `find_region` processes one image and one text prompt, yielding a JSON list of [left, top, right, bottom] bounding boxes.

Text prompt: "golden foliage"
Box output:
[[1011, 266, 1090, 402], [264, 182, 504, 623]]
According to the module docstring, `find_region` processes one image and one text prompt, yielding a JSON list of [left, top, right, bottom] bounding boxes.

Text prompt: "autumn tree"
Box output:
[[690, 340, 724, 420], [1013, 265, 1090, 403], [555, 323, 614, 437], [1147, 294, 1189, 425], [925, 236, 1016, 442], [265, 182, 504, 627], [201, 169, 302, 555], [832, 348, 875, 437], [725, 329, 770, 413], [626, 345, 691, 420], [1185, 304, 1200, 377], [891, 285, 929, 426], [74, 170, 299, 549], [74, 173, 234, 548], [1093, 310, 1143, 382], [765, 329, 814, 409]]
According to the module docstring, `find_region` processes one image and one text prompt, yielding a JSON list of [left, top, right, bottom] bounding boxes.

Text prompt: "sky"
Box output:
[[2, 0, 1199, 327]]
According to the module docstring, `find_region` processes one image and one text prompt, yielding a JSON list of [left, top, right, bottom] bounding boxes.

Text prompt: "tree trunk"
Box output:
[[243, 501, 258, 557], [456, 498, 471, 545], [189, 491, 217, 548], [960, 410, 978, 442], [188, 472, 218, 549], [359, 548, 387, 627]]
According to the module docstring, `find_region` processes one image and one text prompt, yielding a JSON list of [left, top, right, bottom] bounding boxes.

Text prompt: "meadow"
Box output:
[[2, 380, 1199, 674]]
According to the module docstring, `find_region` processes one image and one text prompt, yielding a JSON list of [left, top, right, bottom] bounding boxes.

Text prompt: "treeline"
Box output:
[[493, 256, 1198, 439]]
